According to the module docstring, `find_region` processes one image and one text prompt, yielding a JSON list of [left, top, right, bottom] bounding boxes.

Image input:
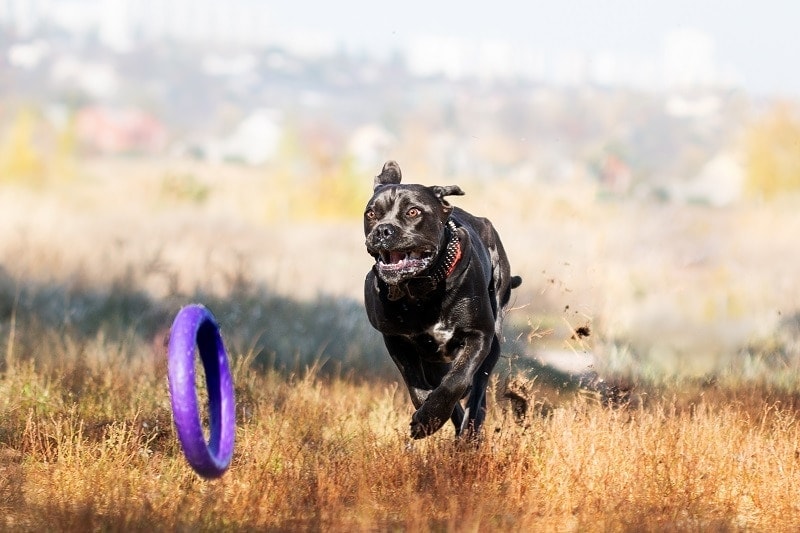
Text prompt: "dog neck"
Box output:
[[386, 219, 462, 301], [429, 219, 462, 283]]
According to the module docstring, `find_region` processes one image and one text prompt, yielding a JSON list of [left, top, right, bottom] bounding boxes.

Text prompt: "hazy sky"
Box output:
[[265, 0, 800, 97]]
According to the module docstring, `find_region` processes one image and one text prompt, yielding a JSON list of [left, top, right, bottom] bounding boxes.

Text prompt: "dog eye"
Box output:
[[407, 207, 421, 218], [365, 209, 376, 220]]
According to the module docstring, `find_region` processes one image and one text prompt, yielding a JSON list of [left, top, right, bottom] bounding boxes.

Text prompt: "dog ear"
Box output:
[[429, 185, 464, 215], [374, 160, 402, 190], [429, 185, 465, 206]]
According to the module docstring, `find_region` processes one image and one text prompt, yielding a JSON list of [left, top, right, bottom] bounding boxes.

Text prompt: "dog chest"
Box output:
[[428, 321, 454, 346], [399, 321, 458, 363]]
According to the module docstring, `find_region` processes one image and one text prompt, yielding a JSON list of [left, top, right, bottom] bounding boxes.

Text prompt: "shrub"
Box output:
[[743, 102, 800, 200]]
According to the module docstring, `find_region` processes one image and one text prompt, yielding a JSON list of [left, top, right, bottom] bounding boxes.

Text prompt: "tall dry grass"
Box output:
[[1, 264, 800, 530], [2, 342, 800, 531]]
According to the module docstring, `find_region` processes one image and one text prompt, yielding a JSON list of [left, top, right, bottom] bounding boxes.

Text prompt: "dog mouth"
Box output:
[[375, 249, 434, 275]]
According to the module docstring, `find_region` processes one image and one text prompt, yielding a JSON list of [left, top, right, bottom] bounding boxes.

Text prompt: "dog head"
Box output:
[[364, 161, 464, 285]]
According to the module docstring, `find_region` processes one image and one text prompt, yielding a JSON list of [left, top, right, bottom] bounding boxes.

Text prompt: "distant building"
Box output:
[[0, 0, 273, 50], [50, 56, 118, 99], [663, 28, 716, 90], [75, 105, 167, 154], [675, 152, 745, 206], [200, 109, 281, 166]]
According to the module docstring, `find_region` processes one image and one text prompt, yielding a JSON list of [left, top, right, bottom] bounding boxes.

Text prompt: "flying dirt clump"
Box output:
[[572, 325, 591, 340]]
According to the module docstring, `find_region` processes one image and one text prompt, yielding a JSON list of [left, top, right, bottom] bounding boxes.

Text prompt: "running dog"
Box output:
[[363, 161, 521, 439]]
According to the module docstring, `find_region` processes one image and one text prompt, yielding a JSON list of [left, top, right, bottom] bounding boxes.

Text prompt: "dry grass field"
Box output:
[[2, 158, 800, 530]]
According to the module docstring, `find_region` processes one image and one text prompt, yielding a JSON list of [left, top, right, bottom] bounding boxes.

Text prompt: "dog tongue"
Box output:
[[389, 251, 406, 264]]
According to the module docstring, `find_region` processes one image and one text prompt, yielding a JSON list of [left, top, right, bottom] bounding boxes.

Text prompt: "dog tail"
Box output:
[[510, 275, 522, 289]]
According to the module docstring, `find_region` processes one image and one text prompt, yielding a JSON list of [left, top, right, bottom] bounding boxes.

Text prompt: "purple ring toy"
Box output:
[[167, 304, 235, 478]]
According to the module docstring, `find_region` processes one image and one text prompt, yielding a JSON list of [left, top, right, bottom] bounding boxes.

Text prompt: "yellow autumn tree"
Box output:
[[313, 154, 363, 220], [52, 113, 78, 183], [743, 102, 800, 200], [0, 109, 44, 183]]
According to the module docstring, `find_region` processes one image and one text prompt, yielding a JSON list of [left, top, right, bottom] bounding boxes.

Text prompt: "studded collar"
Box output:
[[429, 219, 462, 284]]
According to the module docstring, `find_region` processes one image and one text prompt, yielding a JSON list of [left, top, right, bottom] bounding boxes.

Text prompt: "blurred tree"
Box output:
[[0, 109, 44, 183], [743, 102, 800, 200], [52, 113, 78, 183], [266, 121, 363, 221], [314, 154, 363, 220]]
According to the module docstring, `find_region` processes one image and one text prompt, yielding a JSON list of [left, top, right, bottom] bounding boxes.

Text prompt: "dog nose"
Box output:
[[376, 224, 395, 239], [369, 224, 397, 250]]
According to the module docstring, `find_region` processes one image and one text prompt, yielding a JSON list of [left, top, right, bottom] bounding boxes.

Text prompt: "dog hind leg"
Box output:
[[461, 336, 502, 437]]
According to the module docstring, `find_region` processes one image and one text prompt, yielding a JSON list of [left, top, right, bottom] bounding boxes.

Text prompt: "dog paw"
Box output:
[[410, 410, 445, 439], [410, 420, 436, 439], [409, 422, 425, 440]]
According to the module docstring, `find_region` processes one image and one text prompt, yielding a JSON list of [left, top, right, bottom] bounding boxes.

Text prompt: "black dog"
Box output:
[[363, 161, 521, 439]]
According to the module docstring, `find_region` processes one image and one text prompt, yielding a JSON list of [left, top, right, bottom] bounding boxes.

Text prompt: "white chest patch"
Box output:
[[428, 321, 454, 346]]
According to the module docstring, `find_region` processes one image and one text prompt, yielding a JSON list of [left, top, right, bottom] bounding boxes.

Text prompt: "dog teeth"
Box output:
[[378, 250, 429, 266]]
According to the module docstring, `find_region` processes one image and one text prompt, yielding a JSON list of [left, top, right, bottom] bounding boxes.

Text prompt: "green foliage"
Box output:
[[159, 172, 210, 204], [743, 103, 800, 200]]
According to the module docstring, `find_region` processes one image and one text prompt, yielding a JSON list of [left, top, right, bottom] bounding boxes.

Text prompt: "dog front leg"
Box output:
[[384, 335, 436, 409], [410, 333, 490, 439], [407, 386, 431, 408]]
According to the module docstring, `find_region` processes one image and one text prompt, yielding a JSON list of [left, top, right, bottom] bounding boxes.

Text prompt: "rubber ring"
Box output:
[[167, 304, 235, 478]]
